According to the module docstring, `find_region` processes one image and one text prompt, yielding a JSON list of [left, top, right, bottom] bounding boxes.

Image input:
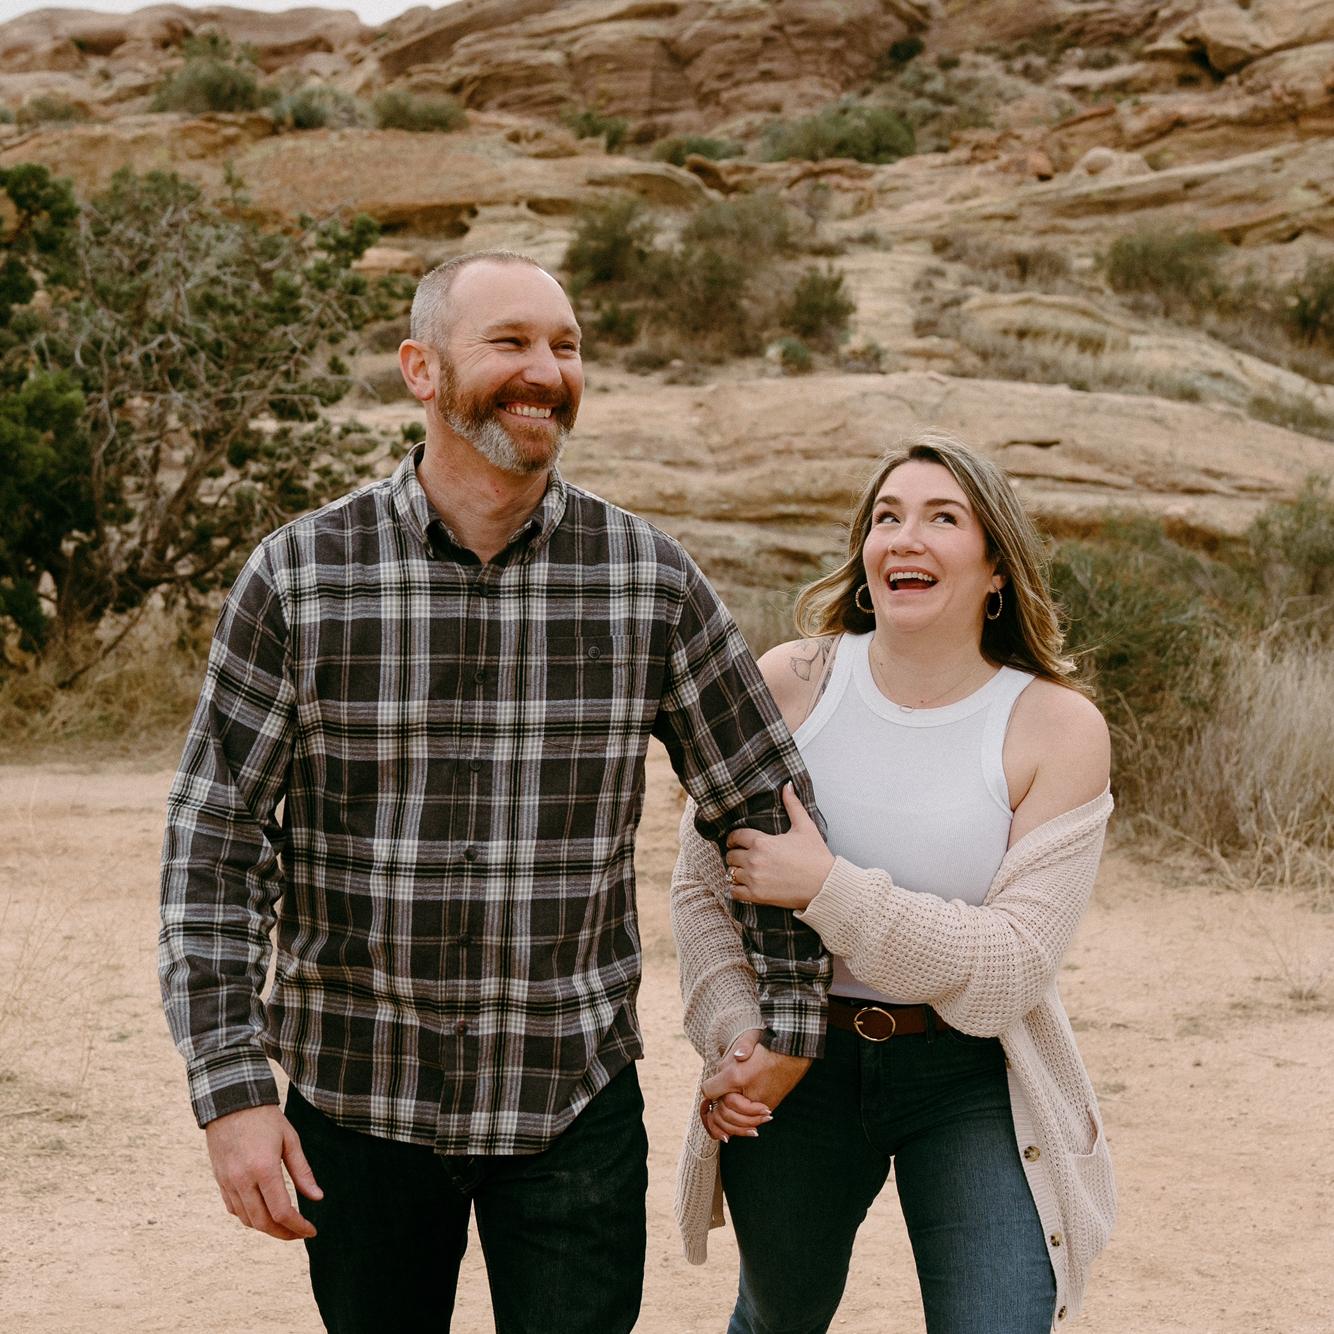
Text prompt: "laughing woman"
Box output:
[[671, 431, 1115, 1334]]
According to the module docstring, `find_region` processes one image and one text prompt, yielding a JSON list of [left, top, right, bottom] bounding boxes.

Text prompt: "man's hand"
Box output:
[[699, 1028, 811, 1142], [204, 1104, 323, 1240]]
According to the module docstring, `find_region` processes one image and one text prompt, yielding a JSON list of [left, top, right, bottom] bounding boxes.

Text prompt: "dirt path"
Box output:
[[1, 747, 1331, 1332]]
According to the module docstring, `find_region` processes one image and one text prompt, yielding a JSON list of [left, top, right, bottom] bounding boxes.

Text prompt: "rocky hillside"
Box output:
[[3, 0, 1332, 632]]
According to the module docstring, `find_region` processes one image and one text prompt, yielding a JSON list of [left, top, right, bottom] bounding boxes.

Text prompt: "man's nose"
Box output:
[[518, 343, 563, 388]]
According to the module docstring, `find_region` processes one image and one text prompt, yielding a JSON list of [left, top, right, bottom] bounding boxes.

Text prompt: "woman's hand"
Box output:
[[698, 1028, 810, 1142], [725, 784, 835, 912]]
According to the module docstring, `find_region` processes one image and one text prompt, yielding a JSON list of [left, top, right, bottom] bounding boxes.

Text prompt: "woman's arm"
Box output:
[[725, 683, 1112, 1035]]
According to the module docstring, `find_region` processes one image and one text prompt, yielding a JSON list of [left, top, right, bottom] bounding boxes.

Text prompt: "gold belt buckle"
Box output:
[[853, 1005, 896, 1042]]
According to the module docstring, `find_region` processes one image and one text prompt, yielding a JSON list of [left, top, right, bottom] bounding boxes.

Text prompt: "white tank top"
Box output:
[[794, 632, 1034, 1004]]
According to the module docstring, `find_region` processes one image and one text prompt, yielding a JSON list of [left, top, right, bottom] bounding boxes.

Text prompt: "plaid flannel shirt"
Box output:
[[159, 447, 829, 1155]]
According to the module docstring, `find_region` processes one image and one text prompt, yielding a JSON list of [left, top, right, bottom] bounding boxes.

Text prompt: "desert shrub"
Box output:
[[934, 232, 1074, 290], [152, 32, 263, 114], [16, 96, 90, 127], [564, 195, 656, 291], [762, 100, 915, 164], [774, 336, 812, 374], [372, 89, 466, 132], [681, 191, 793, 256], [886, 36, 925, 66], [1285, 257, 1334, 347], [641, 244, 758, 352], [1246, 392, 1334, 443], [592, 302, 639, 346], [1103, 226, 1226, 312], [0, 107, 13, 125], [779, 265, 855, 349], [271, 84, 363, 131], [0, 163, 385, 665], [1243, 475, 1334, 613], [651, 135, 743, 166], [561, 107, 628, 152]]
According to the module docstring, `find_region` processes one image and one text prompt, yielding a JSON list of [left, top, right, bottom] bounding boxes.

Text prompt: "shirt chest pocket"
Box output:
[[541, 633, 651, 747]]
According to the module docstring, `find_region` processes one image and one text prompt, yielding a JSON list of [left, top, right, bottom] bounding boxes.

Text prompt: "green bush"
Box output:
[[152, 33, 263, 114], [779, 265, 855, 349], [1103, 227, 1226, 311], [16, 96, 90, 126], [0, 162, 383, 660], [650, 135, 743, 166], [372, 89, 466, 132], [1244, 475, 1334, 612], [1285, 257, 1334, 347], [561, 107, 629, 152], [592, 302, 639, 346], [775, 336, 812, 374], [564, 195, 656, 291], [271, 84, 363, 131], [0, 107, 13, 125], [762, 100, 915, 164], [885, 36, 925, 66], [642, 245, 757, 351], [682, 191, 793, 257]]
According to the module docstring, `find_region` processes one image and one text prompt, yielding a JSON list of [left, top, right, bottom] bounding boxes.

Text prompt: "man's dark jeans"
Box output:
[[286, 1064, 648, 1333]]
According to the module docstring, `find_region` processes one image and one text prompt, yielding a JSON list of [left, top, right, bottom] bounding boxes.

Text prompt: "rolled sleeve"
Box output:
[[654, 560, 829, 1058]]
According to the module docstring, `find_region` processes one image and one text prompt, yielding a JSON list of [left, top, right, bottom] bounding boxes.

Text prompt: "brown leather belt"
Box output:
[[826, 996, 954, 1042]]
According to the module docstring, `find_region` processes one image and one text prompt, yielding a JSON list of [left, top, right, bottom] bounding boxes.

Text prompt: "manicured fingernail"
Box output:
[[722, 1135, 729, 1143], [763, 1115, 773, 1123], [747, 1129, 759, 1137]]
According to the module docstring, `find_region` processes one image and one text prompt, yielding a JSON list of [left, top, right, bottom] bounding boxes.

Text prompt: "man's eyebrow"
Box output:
[[478, 319, 582, 338], [875, 494, 968, 509]]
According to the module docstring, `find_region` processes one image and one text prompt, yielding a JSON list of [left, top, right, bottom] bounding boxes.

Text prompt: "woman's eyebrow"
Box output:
[[875, 495, 968, 509]]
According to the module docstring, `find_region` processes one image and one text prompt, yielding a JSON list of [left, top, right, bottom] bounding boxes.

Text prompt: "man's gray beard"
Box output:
[[437, 399, 569, 476]]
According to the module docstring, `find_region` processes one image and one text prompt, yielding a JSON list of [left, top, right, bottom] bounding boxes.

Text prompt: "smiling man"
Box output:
[[159, 251, 829, 1333]]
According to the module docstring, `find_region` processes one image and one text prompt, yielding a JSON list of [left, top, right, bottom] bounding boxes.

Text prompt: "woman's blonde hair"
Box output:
[[794, 429, 1077, 685]]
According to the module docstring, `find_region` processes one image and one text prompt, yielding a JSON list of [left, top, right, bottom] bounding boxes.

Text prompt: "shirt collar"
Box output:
[[389, 443, 568, 560]]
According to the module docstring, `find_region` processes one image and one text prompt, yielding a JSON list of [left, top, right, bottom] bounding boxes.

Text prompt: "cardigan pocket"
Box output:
[[1066, 1116, 1116, 1264]]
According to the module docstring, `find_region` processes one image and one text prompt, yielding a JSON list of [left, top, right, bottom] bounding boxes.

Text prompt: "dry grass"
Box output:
[[0, 616, 206, 765], [1158, 640, 1334, 902]]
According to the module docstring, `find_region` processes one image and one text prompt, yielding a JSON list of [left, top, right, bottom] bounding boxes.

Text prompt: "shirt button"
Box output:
[[473, 669, 486, 684], [456, 932, 472, 947], [475, 584, 489, 597], [1023, 1145, 1040, 1162], [586, 644, 601, 660], [462, 846, 479, 864], [454, 1020, 469, 1036], [468, 758, 482, 773]]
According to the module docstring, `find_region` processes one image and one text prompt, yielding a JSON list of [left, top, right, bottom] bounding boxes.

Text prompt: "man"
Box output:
[[159, 251, 828, 1333]]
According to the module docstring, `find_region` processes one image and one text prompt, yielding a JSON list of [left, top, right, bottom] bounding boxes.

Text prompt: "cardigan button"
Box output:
[[1049, 1232, 1063, 1247], [1057, 1306, 1067, 1321], [1023, 1145, 1040, 1162]]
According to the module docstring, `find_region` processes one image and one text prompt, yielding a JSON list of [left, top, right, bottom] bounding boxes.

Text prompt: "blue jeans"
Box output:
[[720, 1024, 1055, 1334], [286, 1063, 648, 1333]]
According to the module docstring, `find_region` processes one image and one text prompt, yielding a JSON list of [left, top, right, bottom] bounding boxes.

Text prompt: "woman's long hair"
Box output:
[[793, 430, 1078, 686]]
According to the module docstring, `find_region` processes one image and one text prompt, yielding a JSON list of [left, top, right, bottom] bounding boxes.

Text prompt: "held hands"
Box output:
[[699, 1027, 812, 1142], [725, 784, 835, 913], [204, 1103, 323, 1240]]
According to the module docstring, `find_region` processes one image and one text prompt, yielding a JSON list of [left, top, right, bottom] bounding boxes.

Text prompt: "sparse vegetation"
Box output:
[[1049, 484, 1334, 889], [270, 84, 363, 131], [774, 336, 813, 374], [372, 89, 467, 132], [152, 32, 264, 114], [16, 96, 90, 127], [650, 135, 743, 166], [762, 100, 915, 164], [564, 191, 856, 364], [562, 107, 629, 152], [1103, 226, 1226, 312]]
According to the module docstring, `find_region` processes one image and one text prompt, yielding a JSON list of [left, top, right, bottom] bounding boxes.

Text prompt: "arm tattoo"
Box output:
[[788, 638, 832, 683]]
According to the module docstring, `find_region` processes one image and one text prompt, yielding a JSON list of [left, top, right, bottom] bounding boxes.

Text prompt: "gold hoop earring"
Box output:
[[985, 588, 1003, 621], [855, 583, 874, 614]]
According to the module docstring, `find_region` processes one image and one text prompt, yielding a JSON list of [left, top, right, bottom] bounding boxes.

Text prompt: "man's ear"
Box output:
[[398, 339, 436, 404]]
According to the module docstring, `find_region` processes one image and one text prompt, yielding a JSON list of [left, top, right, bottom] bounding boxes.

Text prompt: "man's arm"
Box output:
[[653, 558, 829, 1059], [159, 542, 296, 1126]]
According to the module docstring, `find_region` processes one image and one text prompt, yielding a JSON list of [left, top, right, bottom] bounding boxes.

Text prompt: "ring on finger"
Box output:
[[726, 864, 736, 884]]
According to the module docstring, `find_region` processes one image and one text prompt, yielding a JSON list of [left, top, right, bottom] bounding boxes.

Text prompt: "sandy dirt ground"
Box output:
[[1, 743, 1331, 1334]]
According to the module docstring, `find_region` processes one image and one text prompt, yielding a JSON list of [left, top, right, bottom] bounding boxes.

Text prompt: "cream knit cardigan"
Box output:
[[672, 789, 1116, 1329]]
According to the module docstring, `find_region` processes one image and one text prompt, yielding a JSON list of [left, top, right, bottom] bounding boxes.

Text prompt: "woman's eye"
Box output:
[[875, 512, 898, 524], [933, 513, 957, 524]]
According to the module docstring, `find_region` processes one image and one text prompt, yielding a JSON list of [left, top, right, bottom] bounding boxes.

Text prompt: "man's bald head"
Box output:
[[409, 251, 554, 351]]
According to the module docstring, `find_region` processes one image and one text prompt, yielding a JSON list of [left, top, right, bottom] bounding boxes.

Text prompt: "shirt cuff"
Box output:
[[186, 1046, 281, 1128]]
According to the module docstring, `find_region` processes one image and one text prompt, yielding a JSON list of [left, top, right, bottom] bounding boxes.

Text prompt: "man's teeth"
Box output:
[[507, 404, 553, 418], [888, 571, 938, 588]]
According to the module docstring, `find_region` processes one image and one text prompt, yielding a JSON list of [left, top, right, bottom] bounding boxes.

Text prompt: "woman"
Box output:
[[671, 431, 1115, 1334]]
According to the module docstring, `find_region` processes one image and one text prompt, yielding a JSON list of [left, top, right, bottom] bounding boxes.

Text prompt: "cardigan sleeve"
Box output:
[[797, 794, 1112, 1037], [670, 800, 767, 1064]]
